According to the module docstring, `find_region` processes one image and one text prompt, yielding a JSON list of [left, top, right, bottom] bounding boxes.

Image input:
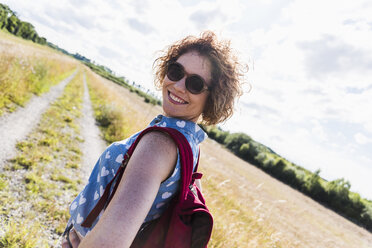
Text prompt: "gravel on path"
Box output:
[[0, 71, 77, 167], [79, 74, 107, 183]]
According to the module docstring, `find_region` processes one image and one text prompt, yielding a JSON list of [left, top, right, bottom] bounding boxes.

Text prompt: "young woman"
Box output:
[[62, 31, 244, 248]]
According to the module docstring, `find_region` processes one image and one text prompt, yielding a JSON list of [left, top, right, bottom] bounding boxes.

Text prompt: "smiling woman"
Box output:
[[62, 31, 245, 248], [154, 31, 245, 125], [162, 51, 211, 122]]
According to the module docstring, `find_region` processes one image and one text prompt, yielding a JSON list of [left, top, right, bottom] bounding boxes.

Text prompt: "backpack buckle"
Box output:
[[189, 184, 197, 197]]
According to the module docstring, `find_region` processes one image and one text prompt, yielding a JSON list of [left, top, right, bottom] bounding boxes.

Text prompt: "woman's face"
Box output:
[[162, 51, 212, 122]]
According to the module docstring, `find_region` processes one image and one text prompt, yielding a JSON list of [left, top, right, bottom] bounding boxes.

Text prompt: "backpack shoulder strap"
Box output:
[[81, 126, 194, 227]]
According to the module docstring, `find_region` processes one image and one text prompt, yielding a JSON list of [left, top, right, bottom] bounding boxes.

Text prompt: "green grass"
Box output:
[[11, 155, 36, 170], [0, 221, 40, 248], [51, 169, 74, 184], [65, 162, 80, 169], [15, 141, 34, 151], [0, 174, 8, 191], [0, 174, 13, 216], [24, 172, 49, 195]]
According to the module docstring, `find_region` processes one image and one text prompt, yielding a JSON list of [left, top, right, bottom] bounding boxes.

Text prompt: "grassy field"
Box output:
[[0, 30, 77, 116], [1, 30, 372, 247]]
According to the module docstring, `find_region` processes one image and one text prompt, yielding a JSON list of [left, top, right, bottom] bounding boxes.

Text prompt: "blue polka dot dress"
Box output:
[[67, 115, 207, 237]]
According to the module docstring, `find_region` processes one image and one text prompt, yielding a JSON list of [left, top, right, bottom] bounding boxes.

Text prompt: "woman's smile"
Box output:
[[168, 91, 188, 105]]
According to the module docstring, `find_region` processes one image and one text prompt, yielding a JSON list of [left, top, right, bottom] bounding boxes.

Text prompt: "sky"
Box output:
[[2, 0, 372, 200]]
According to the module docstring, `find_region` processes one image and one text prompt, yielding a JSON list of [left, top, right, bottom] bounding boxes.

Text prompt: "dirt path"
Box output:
[[0, 71, 108, 246], [0, 71, 77, 167], [79, 74, 106, 183]]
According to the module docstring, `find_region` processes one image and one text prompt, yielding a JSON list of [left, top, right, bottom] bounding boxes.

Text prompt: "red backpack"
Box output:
[[81, 126, 213, 248]]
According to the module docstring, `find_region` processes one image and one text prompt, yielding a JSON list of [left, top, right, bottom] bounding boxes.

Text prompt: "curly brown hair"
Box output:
[[153, 31, 245, 125]]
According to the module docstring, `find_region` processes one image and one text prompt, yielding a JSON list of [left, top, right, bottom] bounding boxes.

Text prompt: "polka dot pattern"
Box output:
[[66, 115, 207, 236]]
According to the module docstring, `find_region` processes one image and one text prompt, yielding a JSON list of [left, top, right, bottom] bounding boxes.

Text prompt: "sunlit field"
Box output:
[[0, 30, 371, 247], [0, 31, 77, 116]]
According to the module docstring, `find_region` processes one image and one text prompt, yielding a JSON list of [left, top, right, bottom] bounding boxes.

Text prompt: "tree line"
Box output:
[[0, 3, 47, 45], [201, 125, 372, 231]]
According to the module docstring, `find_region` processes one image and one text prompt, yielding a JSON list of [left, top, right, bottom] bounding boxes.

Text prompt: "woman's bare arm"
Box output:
[[78, 131, 177, 248]]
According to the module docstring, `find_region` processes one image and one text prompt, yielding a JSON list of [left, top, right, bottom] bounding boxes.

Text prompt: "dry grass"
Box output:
[[0, 30, 74, 60], [85, 68, 161, 142], [0, 30, 77, 115], [200, 139, 372, 248]]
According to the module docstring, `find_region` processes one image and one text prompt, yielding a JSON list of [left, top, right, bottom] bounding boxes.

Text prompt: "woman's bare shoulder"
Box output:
[[139, 130, 177, 149], [129, 130, 178, 181]]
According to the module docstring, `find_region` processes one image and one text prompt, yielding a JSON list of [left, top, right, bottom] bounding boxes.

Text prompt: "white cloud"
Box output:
[[298, 35, 372, 79], [190, 8, 227, 30], [236, 0, 372, 143], [354, 132, 372, 145], [127, 18, 155, 34], [310, 119, 328, 142]]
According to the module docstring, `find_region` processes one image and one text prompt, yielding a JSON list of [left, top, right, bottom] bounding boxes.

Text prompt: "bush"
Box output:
[[279, 167, 298, 186], [326, 178, 351, 206], [248, 142, 260, 160], [143, 95, 159, 105], [239, 143, 250, 158], [206, 126, 229, 144], [270, 158, 286, 177], [253, 152, 266, 166], [96, 105, 114, 127], [361, 204, 372, 230], [302, 169, 327, 201], [94, 104, 129, 142], [343, 193, 365, 220], [224, 133, 251, 155], [262, 157, 275, 170]]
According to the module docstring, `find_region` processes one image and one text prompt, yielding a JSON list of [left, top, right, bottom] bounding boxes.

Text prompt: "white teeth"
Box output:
[[169, 92, 186, 104]]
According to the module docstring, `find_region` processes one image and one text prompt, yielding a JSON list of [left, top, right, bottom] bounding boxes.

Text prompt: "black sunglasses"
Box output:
[[166, 62, 211, 94]]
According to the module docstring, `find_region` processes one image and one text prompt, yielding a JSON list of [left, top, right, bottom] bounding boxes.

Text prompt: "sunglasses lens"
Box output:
[[186, 76, 204, 94], [167, 62, 209, 94], [167, 63, 184, 81]]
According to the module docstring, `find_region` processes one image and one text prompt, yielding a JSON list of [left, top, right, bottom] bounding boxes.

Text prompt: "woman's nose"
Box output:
[[173, 77, 187, 92]]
